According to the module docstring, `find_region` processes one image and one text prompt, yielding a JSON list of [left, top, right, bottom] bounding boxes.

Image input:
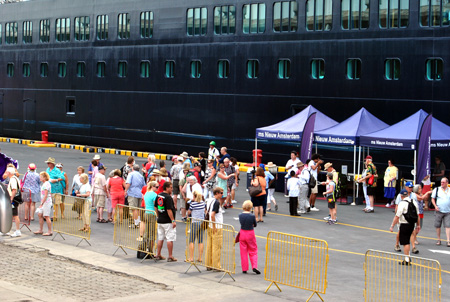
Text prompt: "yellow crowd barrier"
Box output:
[[264, 231, 329, 301], [113, 204, 157, 262], [184, 217, 236, 282], [52, 194, 91, 247], [364, 249, 442, 302]]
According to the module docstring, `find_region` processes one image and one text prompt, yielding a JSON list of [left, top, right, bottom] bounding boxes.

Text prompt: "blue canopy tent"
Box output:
[[314, 108, 389, 201], [255, 105, 337, 168], [360, 110, 434, 183]]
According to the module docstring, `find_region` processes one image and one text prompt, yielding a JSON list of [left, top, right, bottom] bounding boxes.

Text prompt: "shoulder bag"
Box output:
[[249, 177, 262, 197]]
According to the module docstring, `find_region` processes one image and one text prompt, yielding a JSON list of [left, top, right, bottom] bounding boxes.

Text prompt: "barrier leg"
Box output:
[[76, 238, 91, 247], [113, 246, 128, 256], [219, 272, 235, 283], [140, 252, 157, 263], [52, 232, 65, 241], [306, 292, 324, 302], [265, 281, 282, 293], [185, 262, 202, 274], [20, 224, 32, 232]]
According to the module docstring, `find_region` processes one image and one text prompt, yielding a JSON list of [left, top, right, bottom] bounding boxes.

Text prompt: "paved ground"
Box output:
[[0, 142, 449, 301]]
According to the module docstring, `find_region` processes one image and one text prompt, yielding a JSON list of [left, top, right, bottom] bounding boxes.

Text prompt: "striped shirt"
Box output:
[[189, 201, 206, 220]]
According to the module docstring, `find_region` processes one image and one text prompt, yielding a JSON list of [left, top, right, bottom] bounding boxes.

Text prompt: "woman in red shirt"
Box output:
[[251, 167, 267, 223], [108, 169, 125, 223]]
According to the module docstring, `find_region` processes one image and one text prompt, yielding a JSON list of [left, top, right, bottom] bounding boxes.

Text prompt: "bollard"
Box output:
[[41, 131, 49, 143]]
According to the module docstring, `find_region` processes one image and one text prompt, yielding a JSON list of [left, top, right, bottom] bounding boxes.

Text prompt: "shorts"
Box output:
[[327, 197, 336, 209], [232, 183, 238, 190], [37, 202, 52, 217], [434, 211, 450, 228], [52, 193, 63, 205], [251, 194, 266, 207], [111, 195, 125, 209], [94, 195, 106, 208], [311, 182, 318, 194], [128, 197, 141, 208], [157, 223, 176, 242], [422, 185, 431, 194], [189, 221, 205, 243], [399, 223, 415, 245], [367, 186, 376, 196], [11, 201, 19, 217], [31, 192, 41, 203], [172, 179, 180, 195]]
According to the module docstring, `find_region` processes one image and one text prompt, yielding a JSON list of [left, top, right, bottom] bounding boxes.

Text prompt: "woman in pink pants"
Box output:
[[238, 200, 260, 274]]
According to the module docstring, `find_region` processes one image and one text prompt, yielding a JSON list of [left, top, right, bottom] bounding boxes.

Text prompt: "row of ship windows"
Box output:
[[0, 0, 449, 45], [3, 58, 443, 81]]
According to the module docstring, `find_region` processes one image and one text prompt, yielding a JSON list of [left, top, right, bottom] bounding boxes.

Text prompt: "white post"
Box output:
[[315, 143, 318, 154], [414, 150, 417, 184], [357, 146, 361, 198], [353, 145, 356, 204], [254, 138, 258, 169]]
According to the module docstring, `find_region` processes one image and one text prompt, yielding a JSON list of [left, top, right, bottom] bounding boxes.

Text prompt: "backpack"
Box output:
[[403, 199, 418, 225], [307, 169, 316, 189]]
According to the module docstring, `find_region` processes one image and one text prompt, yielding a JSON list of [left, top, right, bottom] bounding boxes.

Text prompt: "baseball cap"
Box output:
[[365, 155, 372, 160], [209, 141, 216, 146], [400, 189, 408, 196], [259, 163, 265, 170], [405, 181, 414, 188]]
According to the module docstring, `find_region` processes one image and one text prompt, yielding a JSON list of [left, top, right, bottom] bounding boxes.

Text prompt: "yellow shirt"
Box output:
[[384, 166, 398, 187]]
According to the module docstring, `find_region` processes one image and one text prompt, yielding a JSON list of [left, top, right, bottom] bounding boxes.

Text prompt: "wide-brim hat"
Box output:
[[152, 169, 161, 176], [296, 161, 304, 167], [266, 162, 276, 168], [181, 151, 189, 158], [159, 168, 168, 177], [93, 154, 101, 160], [324, 162, 333, 170], [45, 157, 56, 164]]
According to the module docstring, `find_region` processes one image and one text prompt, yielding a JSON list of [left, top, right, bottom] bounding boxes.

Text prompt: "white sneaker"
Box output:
[[298, 210, 306, 214], [385, 203, 391, 208], [231, 200, 237, 204], [310, 207, 320, 212], [324, 216, 330, 221], [10, 230, 21, 238], [350, 202, 356, 206]]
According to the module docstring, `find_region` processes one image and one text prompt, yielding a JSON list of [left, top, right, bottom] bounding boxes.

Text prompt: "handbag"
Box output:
[[12, 176, 24, 204], [202, 200, 212, 230], [367, 175, 375, 186], [249, 177, 262, 197], [235, 231, 240, 243]]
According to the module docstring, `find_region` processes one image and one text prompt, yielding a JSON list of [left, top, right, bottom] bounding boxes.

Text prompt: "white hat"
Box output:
[[93, 154, 101, 160]]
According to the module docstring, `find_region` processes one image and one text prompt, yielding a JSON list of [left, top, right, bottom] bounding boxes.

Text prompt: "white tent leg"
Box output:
[[255, 138, 258, 169], [352, 145, 356, 205], [357, 146, 361, 199], [414, 150, 417, 184], [315, 143, 317, 154]]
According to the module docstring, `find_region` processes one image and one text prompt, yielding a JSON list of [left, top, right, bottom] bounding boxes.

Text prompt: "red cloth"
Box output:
[[239, 229, 258, 271], [109, 177, 124, 195], [156, 179, 166, 194]]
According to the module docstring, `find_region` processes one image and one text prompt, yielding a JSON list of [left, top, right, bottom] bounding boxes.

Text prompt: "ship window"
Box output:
[[140, 61, 150, 78], [346, 59, 361, 79], [247, 60, 259, 78], [165, 61, 175, 78], [56, 18, 70, 42], [341, 0, 370, 29], [273, 1, 298, 32], [426, 58, 443, 80], [7, 63, 14, 77], [278, 59, 291, 79], [5, 22, 18, 44], [58, 62, 67, 78], [385, 58, 401, 80], [97, 15, 109, 40], [39, 19, 50, 43], [311, 59, 325, 79], [243, 3, 266, 34], [74, 16, 90, 41], [77, 62, 86, 78], [306, 0, 332, 31], [140, 11, 154, 38], [379, 0, 409, 28], [187, 7, 207, 36], [190, 61, 202, 78], [218, 60, 230, 78], [66, 97, 76, 116], [40, 63, 48, 77], [23, 21, 33, 44], [420, 0, 450, 27], [118, 61, 128, 78], [214, 6, 236, 35], [97, 61, 106, 78], [23, 63, 31, 77], [118, 13, 130, 39]]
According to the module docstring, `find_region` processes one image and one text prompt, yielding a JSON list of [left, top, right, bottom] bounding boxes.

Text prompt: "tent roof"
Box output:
[[360, 110, 429, 150], [256, 105, 337, 141], [314, 108, 389, 146]]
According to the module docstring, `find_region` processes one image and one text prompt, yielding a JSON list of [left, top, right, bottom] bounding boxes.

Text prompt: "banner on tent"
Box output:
[[416, 114, 432, 183], [300, 113, 316, 162], [256, 131, 301, 141]]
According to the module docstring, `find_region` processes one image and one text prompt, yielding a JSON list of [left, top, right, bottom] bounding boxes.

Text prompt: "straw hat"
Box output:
[[266, 162, 276, 168], [152, 169, 161, 176], [160, 168, 168, 177], [180, 151, 189, 158], [28, 163, 36, 170], [93, 154, 101, 160], [324, 162, 333, 170], [45, 157, 55, 164], [297, 161, 304, 167]]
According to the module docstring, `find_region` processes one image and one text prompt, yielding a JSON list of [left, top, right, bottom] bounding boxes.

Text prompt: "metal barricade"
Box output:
[[18, 189, 32, 231], [52, 194, 91, 246], [113, 204, 157, 262], [364, 249, 442, 302], [184, 217, 236, 282], [264, 231, 329, 301]]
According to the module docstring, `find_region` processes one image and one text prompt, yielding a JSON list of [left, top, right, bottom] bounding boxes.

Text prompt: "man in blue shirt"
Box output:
[[125, 164, 146, 228], [260, 164, 274, 214]]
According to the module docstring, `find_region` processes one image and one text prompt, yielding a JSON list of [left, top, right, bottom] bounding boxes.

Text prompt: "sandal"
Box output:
[[42, 233, 53, 236], [436, 240, 441, 246], [108, 218, 113, 222], [167, 257, 178, 262], [447, 242, 450, 247], [96, 218, 101, 222], [34, 231, 43, 235], [154, 255, 166, 261]]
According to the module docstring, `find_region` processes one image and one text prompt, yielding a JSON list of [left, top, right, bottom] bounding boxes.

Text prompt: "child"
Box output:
[[323, 172, 336, 224], [287, 170, 300, 216]]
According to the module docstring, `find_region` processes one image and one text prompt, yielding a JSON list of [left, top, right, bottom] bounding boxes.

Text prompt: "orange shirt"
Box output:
[[254, 176, 266, 197]]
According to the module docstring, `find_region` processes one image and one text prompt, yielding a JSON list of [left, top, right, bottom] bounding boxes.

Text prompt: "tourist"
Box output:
[[362, 156, 377, 213], [411, 184, 431, 249], [88, 154, 102, 184], [431, 177, 450, 247], [34, 171, 53, 236], [187, 190, 206, 262], [155, 181, 177, 262], [322, 172, 337, 224], [287, 170, 300, 216], [432, 156, 446, 184], [321, 162, 338, 221], [251, 167, 267, 222], [203, 159, 216, 199], [206, 187, 224, 271], [105, 170, 114, 223], [384, 159, 398, 208], [108, 169, 125, 223], [393, 182, 417, 252], [182, 176, 202, 221], [308, 153, 323, 211], [260, 163, 273, 214], [216, 163, 229, 208], [208, 141, 219, 168], [56, 163, 68, 219], [266, 162, 278, 211], [239, 200, 260, 274], [125, 164, 146, 228], [198, 152, 207, 174], [230, 158, 240, 205], [93, 165, 109, 223], [142, 154, 157, 180], [4, 167, 21, 237], [284, 151, 300, 196], [138, 181, 158, 252], [76, 173, 92, 232], [71, 166, 84, 219], [21, 163, 41, 221], [298, 161, 310, 214], [217, 147, 231, 165], [45, 157, 64, 220], [357, 162, 370, 210], [178, 163, 192, 220], [170, 156, 184, 210], [223, 158, 237, 209]]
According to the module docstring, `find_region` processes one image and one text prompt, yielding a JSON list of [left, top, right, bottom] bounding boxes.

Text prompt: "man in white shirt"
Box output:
[[284, 151, 300, 196], [393, 181, 417, 252], [389, 190, 420, 265], [93, 165, 109, 223], [308, 154, 323, 211], [297, 161, 310, 214], [208, 141, 220, 169], [431, 177, 450, 246]]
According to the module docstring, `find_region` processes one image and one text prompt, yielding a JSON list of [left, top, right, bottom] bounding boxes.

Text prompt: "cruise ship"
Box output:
[[0, 0, 448, 164]]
